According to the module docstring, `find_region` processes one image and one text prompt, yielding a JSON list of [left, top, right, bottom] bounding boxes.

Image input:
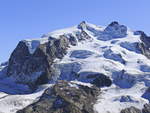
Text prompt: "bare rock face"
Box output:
[[6, 22, 93, 88], [76, 30, 92, 41], [120, 103, 150, 113], [17, 80, 100, 113], [121, 106, 142, 113], [142, 104, 150, 113], [78, 72, 112, 87], [67, 34, 78, 46], [104, 21, 127, 38], [7, 36, 69, 87], [142, 87, 150, 102], [137, 31, 150, 59]]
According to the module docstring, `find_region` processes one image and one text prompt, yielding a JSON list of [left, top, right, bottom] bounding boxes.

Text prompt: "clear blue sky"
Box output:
[[0, 0, 150, 63]]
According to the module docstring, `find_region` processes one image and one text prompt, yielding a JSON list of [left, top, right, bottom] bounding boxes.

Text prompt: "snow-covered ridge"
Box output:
[[22, 21, 104, 54], [0, 21, 150, 113]]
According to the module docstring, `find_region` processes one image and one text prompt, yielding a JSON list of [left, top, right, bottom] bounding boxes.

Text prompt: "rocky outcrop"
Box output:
[[137, 31, 150, 59], [7, 36, 69, 87], [76, 30, 92, 41], [6, 21, 93, 88], [104, 21, 127, 38], [121, 106, 141, 113], [78, 72, 112, 87], [142, 104, 150, 113], [17, 80, 100, 113], [67, 34, 78, 46], [120, 103, 150, 113], [142, 87, 150, 102]]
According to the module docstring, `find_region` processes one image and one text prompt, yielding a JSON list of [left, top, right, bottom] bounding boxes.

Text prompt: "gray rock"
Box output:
[[121, 104, 150, 113], [76, 30, 92, 41], [121, 106, 142, 113], [17, 80, 100, 113], [7, 36, 69, 88], [67, 34, 78, 46], [138, 32, 150, 59], [78, 72, 112, 87], [142, 87, 150, 102], [104, 21, 127, 38], [142, 104, 150, 113], [77, 21, 87, 30]]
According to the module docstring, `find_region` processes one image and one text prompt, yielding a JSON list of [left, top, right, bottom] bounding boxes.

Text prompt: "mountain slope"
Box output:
[[0, 21, 150, 113]]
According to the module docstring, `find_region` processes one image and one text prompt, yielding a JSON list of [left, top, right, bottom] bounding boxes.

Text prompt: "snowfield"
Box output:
[[0, 21, 150, 113]]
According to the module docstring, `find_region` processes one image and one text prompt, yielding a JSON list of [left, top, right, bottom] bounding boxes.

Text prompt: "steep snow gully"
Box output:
[[0, 21, 150, 113]]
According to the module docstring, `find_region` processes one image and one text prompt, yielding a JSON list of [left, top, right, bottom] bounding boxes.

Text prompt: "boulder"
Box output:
[[78, 72, 112, 87]]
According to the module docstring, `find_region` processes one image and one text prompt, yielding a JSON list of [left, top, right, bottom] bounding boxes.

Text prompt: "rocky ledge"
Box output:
[[17, 80, 100, 113], [121, 103, 150, 113]]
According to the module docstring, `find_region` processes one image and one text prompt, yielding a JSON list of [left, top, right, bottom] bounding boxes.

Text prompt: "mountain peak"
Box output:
[[104, 21, 127, 38], [77, 21, 87, 30], [1, 21, 150, 113], [108, 21, 119, 26]]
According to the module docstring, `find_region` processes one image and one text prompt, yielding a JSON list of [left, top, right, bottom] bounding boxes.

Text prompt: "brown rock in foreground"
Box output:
[[121, 103, 150, 113], [17, 80, 100, 113]]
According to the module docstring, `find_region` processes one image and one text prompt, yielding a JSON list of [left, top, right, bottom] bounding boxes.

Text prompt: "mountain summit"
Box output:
[[0, 21, 150, 113]]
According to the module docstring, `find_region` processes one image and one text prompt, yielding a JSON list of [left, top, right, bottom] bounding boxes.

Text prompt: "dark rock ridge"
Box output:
[[78, 72, 112, 87], [17, 80, 100, 113], [121, 106, 142, 113], [120, 103, 150, 113], [7, 35, 69, 87], [6, 22, 93, 88], [138, 31, 150, 59], [104, 21, 127, 38], [142, 87, 150, 102]]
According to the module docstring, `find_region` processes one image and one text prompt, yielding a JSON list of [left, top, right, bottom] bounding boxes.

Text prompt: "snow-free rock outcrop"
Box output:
[[17, 80, 100, 113], [7, 36, 69, 87], [120, 103, 150, 113]]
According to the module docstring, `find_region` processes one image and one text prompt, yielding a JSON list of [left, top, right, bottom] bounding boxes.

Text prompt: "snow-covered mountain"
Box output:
[[0, 21, 150, 113]]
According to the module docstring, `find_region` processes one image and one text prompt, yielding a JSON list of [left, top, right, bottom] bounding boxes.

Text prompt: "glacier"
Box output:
[[0, 21, 150, 113]]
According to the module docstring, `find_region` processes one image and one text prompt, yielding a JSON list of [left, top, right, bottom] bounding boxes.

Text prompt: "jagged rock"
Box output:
[[67, 34, 78, 46], [77, 21, 87, 30], [104, 21, 127, 38], [121, 106, 142, 113], [142, 104, 150, 113], [89, 73, 112, 87], [138, 32, 150, 59], [76, 30, 92, 41], [120, 104, 150, 113], [7, 36, 69, 87], [78, 72, 112, 87], [17, 80, 100, 113], [142, 87, 150, 102]]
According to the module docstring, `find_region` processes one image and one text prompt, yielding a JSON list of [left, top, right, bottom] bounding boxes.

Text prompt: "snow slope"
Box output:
[[0, 21, 150, 113], [49, 22, 150, 113]]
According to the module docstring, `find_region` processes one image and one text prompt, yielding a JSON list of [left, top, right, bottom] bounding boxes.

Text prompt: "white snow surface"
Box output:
[[0, 22, 150, 113], [49, 22, 150, 113], [23, 37, 49, 54]]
